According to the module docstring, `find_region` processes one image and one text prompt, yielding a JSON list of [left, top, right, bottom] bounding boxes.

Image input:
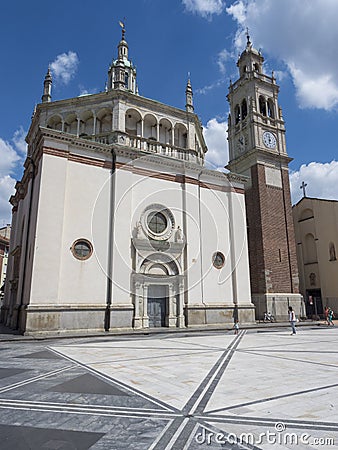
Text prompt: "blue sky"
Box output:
[[1, 0, 338, 224]]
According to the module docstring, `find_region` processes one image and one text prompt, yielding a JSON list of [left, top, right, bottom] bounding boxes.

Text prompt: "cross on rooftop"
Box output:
[[300, 181, 307, 197]]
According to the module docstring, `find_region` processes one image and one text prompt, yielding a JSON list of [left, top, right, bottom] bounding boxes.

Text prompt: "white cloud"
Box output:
[[0, 138, 21, 178], [12, 127, 27, 156], [290, 161, 338, 205], [196, 78, 224, 95], [182, 0, 225, 18], [217, 49, 232, 74], [289, 64, 338, 110], [226, 0, 338, 110], [203, 118, 229, 168], [78, 86, 99, 97], [0, 129, 27, 224], [50, 51, 79, 85], [0, 176, 16, 226], [226, 0, 246, 24]]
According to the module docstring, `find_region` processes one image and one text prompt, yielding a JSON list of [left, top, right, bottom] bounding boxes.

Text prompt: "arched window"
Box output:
[[235, 105, 240, 124], [241, 99, 247, 120], [259, 96, 266, 116], [267, 99, 275, 118], [125, 72, 129, 89], [300, 208, 314, 221], [125, 108, 142, 136], [253, 63, 259, 72], [329, 242, 337, 261]]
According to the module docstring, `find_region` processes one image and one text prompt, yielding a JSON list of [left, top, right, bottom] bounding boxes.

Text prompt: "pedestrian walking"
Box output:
[[328, 308, 335, 326], [233, 320, 239, 335], [288, 306, 297, 335], [324, 306, 330, 326]]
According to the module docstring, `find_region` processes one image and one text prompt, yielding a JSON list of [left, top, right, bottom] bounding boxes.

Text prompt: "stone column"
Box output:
[[168, 284, 176, 327], [156, 123, 159, 142], [142, 284, 149, 328], [76, 118, 81, 137], [177, 281, 185, 328], [92, 113, 97, 135], [133, 282, 143, 329]]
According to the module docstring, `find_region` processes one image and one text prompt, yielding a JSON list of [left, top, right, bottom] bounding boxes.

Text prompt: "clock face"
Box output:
[[263, 131, 276, 149]]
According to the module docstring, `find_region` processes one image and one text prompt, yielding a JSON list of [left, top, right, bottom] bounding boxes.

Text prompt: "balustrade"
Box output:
[[85, 131, 202, 164]]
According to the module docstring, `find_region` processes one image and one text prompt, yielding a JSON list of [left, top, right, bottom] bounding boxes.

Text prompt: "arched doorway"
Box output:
[[132, 254, 185, 329]]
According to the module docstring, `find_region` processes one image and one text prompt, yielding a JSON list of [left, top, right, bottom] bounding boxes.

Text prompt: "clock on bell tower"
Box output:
[[226, 34, 302, 320]]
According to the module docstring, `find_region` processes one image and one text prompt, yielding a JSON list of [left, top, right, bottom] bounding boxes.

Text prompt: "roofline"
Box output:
[[293, 196, 338, 208]]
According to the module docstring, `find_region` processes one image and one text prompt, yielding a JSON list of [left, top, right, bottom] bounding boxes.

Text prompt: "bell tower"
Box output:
[[226, 34, 302, 319]]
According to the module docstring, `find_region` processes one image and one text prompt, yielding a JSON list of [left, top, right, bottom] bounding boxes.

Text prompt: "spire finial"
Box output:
[[42, 66, 52, 103], [246, 27, 251, 46], [119, 18, 126, 40], [185, 75, 194, 113]]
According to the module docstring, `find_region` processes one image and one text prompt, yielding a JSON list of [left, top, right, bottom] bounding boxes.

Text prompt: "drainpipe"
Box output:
[[104, 147, 116, 331], [197, 169, 208, 325]]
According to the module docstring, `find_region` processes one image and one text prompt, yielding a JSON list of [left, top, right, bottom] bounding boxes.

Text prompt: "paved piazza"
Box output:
[[0, 327, 338, 449]]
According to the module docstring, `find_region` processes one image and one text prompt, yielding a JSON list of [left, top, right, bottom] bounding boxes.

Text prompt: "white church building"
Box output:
[[1, 27, 256, 334]]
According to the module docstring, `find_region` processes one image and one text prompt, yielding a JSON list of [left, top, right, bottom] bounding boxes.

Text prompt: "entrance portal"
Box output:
[[148, 285, 168, 327], [306, 289, 323, 318]]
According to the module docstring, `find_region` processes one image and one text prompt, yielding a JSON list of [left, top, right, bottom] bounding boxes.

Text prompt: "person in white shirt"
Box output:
[[288, 306, 297, 335]]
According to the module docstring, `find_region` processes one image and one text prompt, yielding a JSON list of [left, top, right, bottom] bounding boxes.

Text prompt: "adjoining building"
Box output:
[[293, 197, 338, 317], [1, 27, 256, 334], [0, 225, 10, 294]]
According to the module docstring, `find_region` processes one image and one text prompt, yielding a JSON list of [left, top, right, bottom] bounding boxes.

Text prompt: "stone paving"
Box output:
[[0, 326, 337, 449]]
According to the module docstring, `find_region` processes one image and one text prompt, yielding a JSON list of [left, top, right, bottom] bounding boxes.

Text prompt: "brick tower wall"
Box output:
[[246, 163, 299, 295]]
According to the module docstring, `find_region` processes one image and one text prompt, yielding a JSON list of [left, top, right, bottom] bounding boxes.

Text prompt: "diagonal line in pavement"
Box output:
[[0, 365, 75, 394], [49, 346, 179, 413], [206, 381, 338, 414], [237, 349, 338, 369], [198, 414, 338, 433], [0, 398, 180, 419]]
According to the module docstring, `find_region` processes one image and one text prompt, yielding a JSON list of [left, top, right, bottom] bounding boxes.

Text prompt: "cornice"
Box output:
[[12, 127, 245, 209], [227, 148, 292, 172]]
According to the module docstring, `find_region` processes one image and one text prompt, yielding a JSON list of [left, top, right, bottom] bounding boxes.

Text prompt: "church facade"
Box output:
[[1, 28, 256, 334]]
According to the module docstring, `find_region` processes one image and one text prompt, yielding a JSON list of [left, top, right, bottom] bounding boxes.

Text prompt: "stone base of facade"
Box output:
[[18, 304, 135, 335], [1, 301, 257, 335], [185, 303, 256, 326], [252, 293, 305, 321]]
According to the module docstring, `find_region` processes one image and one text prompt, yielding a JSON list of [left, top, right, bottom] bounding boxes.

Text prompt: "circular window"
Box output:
[[71, 239, 93, 260], [212, 251, 225, 269], [141, 204, 175, 241], [148, 212, 167, 234]]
